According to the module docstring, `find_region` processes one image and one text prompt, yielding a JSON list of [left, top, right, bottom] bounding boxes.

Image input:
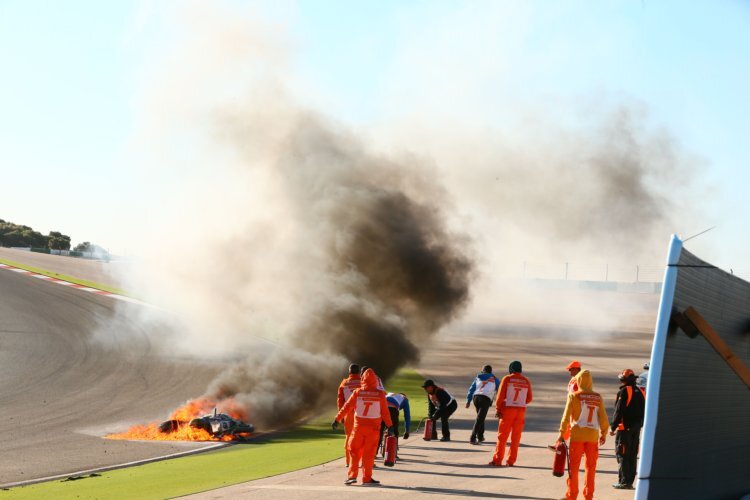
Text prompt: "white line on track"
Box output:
[[0, 443, 229, 489], [0, 262, 148, 306]]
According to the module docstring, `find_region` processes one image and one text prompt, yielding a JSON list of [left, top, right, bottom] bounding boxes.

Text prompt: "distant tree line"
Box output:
[[0, 218, 73, 250]]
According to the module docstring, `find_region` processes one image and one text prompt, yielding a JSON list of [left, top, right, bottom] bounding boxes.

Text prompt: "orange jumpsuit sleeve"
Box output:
[[337, 380, 345, 410], [496, 375, 509, 411], [336, 389, 358, 423], [380, 392, 394, 428]]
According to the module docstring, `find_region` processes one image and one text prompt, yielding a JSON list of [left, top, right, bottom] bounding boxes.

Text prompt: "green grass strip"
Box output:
[[0, 257, 128, 296], [2, 368, 429, 499]]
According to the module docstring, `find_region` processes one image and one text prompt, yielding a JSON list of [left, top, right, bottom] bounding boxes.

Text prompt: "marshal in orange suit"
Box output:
[[333, 368, 393, 486], [337, 364, 362, 467], [489, 360, 532, 467], [557, 369, 609, 500]]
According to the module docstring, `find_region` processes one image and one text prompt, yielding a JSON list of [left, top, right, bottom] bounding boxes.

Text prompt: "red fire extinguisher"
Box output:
[[423, 419, 433, 441], [383, 435, 398, 467], [552, 440, 568, 477]]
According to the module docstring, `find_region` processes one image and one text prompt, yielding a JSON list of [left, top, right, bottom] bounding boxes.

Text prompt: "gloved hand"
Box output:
[[403, 432, 410, 440], [331, 420, 339, 431], [388, 426, 397, 437]]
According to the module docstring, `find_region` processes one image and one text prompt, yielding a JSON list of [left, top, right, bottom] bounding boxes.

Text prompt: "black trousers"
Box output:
[[431, 399, 458, 439], [615, 427, 641, 486], [470, 394, 492, 441]]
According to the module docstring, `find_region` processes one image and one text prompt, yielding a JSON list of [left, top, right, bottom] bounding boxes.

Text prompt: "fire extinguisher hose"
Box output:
[[414, 417, 430, 435]]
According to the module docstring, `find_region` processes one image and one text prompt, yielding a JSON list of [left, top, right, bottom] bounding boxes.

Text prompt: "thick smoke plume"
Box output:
[[204, 113, 472, 426]]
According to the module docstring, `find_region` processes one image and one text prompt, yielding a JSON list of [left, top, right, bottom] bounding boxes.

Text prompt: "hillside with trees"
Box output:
[[0, 219, 72, 250]]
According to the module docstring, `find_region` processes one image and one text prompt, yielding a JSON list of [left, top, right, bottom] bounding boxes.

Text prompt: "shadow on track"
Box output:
[[379, 484, 557, 499]]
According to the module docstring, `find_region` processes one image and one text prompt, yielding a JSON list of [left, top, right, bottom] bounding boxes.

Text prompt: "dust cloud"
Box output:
[[414, 105, 702, 330]]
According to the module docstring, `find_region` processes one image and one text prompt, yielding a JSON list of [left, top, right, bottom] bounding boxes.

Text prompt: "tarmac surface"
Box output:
[[1, 247, 657, 498], [0, 247, 126, 288], [0, 251, 221, 486], [187, 303, 656, 500]]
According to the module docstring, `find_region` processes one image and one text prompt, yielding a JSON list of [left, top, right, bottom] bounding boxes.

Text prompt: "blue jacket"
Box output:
[[466, 372, 500, 403], [386, 393, 411, 432]]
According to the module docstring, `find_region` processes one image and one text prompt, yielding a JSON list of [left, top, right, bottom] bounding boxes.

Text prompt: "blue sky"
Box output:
[[1, 0, 748, 271]]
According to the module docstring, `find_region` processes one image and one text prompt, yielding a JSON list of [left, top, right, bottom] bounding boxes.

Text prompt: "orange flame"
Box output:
[[106, 397, 250, 442]]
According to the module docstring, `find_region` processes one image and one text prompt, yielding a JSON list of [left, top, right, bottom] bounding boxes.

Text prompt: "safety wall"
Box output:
[[637, 238, 750, 500]]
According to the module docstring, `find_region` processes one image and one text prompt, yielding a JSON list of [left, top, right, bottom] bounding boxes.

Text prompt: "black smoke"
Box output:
[[206, 113, 473, 427]]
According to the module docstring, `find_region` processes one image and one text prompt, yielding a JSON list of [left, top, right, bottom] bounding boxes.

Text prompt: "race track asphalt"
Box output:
[[0, 247, 126, 288], [0, 246, 660, 498], [0, 263, 221, 486]]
